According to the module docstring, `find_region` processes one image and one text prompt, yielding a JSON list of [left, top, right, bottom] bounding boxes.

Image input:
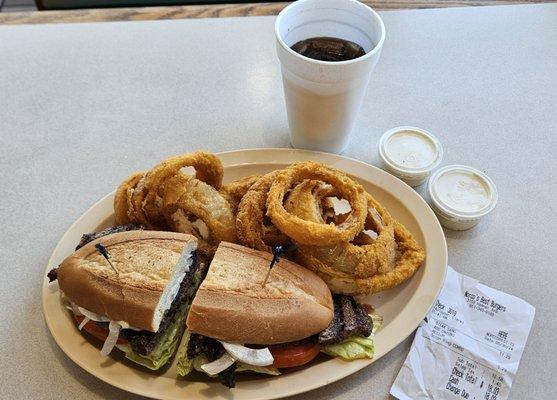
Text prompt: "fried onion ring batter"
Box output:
[[285, 181, 424, 295], [162, 173, 236, 247], [236, 171, 291, 251], [128, 175, 154, 228], [114, 171, 144, 225], [142, 151, 224, 226], [219, 174, 260, 213], [266, 162, 367, 246]]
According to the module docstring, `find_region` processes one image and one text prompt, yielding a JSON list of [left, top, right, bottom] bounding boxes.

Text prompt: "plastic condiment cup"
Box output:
[[275, 0, 386, 154], [378, 126, 443, 187], [428, 165, 498, 230]]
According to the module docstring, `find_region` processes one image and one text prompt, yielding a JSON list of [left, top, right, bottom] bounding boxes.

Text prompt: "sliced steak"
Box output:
[[317, 295, 373, 345], [353, 298, 373, 337], [187, 333, 224, 361], [317, 296, 343, 344]]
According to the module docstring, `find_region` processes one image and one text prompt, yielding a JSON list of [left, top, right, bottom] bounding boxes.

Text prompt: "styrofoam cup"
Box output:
[[275, 0, 386, 153]]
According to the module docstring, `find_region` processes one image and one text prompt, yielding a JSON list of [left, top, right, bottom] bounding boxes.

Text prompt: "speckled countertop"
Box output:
[[0, 4, 556, 399]]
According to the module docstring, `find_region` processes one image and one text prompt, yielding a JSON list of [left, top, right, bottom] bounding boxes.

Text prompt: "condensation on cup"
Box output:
[[275, 0, 386, 154]]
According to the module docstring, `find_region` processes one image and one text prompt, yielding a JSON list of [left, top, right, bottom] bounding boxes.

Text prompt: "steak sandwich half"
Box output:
[[52, 230, 207, 370], [176, 242, 337, 386], [177, 242, 380, 388]]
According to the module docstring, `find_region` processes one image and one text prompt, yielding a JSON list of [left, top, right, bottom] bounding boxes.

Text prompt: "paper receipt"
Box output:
[[391, 266, 535, 400]]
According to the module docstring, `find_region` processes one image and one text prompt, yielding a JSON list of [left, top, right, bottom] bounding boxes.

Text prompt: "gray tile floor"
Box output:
[[1, 0, 37, 12]]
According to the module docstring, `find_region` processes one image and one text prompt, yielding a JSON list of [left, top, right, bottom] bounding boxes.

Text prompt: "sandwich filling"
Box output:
[[61, 251, 207, 370], [177, 332, 280, 388], [318, 295, 382, 361], [176, 295, 381, 387]]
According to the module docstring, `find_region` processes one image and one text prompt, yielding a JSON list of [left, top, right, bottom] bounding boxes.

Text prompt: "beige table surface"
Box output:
[[0, 3, 556, 399]]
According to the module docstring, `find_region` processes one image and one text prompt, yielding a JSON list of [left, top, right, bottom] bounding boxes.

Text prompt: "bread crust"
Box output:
[[58, 230, 197, 332], [186, 242, 333, 344]]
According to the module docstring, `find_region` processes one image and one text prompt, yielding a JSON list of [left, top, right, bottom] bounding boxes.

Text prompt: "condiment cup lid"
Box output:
[[378, 126, 443, 175], [428, 165, 498, 219]]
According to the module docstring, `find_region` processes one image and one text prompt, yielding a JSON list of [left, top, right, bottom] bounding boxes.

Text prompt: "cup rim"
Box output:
[[274, 0, 386, 66]]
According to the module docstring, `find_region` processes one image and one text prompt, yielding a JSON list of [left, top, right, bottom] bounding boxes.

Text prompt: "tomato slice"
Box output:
[[268, 339, 321, 368], [74, 314, 128, 345]]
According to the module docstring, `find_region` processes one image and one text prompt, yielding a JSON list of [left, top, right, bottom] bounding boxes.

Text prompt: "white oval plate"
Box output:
[[43, 148, 447, 400]]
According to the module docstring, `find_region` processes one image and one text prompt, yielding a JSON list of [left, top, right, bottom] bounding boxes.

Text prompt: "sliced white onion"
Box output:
[[100, 321, 121, 357], [200, 353, 236, 376], [70, 302, 82, 316], [78, 317, 90, 331], [368, 207, 384, 229], [191, 218, 209, 240], [220, 342, 274, 366], [78, 306, 110, 322]]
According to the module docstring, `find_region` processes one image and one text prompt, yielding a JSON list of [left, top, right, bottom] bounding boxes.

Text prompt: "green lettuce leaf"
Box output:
[[176, 330, 195, 376], [371, 314, 382, 334], [122, 311, 186, 370], [321, 335, 375, 360], [321, 314, 383, 361]]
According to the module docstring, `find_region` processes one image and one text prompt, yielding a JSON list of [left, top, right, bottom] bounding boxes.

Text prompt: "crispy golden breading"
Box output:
[[266, 162, 367, 246], [219, 174, 261, 213], [142, 151, 224, 226], [114, 152, 233, 253], [287, 185, 423, 295], [128, 175, 153, 227], [114, 171, 144, 225], [284, 179, 337, 224], [162, 173, 236, 245], [236, 171, 290, 252]]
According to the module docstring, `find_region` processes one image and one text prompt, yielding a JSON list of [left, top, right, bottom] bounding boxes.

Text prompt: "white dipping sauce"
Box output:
[[378, 126, 443, 187], [385, 131, 438, 169], [428, 165, 498, 230], [435, 171, 490, 212]]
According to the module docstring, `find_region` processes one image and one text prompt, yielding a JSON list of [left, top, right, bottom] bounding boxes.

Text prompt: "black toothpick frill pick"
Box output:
[[95, 243, 119, 274], [262, 244, 298, 286]]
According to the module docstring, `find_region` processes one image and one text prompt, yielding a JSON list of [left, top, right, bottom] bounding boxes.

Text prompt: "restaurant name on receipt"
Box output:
[[391, 266, 535, 400]]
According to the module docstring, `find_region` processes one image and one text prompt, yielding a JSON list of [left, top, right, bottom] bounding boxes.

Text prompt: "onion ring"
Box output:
[[293, 192, 397, 276], [296, 221, 423, 295], [128, 175, 155, 228], [164, 208, 217, 259], [219, 174, 260, 213], [162, 173, 236, 246], [236, 171, 291, 251], [288, 187, 424, 295], [284, 179, 337, 224], [142, 152, 224, 226], [113, 171, 144, 225], [266, 162, 367, 246]]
